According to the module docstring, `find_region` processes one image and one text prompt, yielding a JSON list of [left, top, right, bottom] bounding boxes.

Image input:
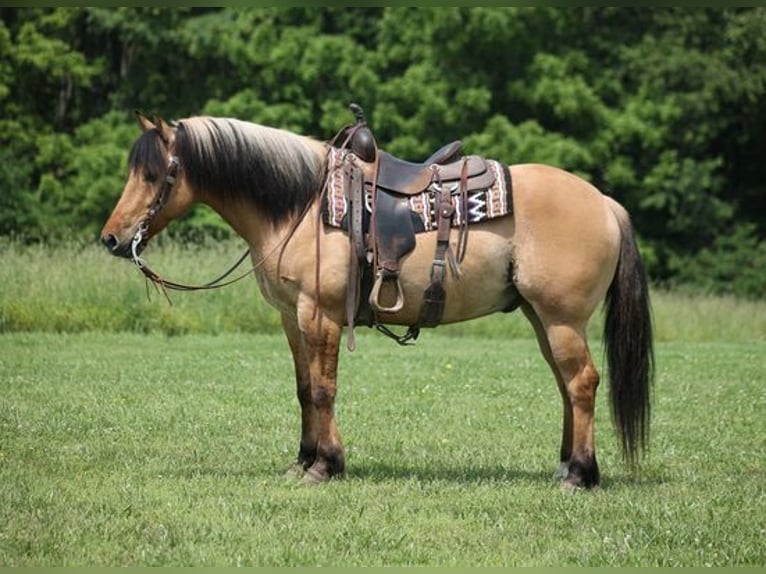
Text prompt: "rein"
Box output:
[[129, 155, 256, 302]]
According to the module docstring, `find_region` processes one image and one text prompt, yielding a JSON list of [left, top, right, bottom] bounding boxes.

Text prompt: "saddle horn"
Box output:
[[348, 103, 376, 163], [349, 102, 367, 124]]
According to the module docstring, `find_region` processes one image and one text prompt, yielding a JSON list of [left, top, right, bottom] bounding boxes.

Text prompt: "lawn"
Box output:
[[1, 331, 764, 566]]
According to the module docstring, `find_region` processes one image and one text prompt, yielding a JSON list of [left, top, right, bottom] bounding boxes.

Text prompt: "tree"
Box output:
[[0, 7, 764, 296]]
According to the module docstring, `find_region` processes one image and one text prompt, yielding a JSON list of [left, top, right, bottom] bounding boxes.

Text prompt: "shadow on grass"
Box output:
[[158, 457, 671, 490], [349, 459, 553, 486], [598, 468, 672, 489], [348, 460, 671, 490], [158, 459, 550, 486]]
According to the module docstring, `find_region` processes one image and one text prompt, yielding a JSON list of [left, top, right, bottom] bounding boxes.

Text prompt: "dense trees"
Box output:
[[2, 7, 764, 297]]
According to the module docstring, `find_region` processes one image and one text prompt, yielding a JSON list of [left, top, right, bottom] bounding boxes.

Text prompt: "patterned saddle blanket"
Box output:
[[322, 147, 513, 234]]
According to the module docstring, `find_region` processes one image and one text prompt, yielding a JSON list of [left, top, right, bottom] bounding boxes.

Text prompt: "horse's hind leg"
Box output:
[[550, 324, 601, 489], [522, 304, 573, 479], [524, 305, 601, 488]]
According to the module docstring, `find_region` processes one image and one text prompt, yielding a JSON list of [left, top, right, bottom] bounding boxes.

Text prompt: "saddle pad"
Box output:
[[323, 147, 513, 233]]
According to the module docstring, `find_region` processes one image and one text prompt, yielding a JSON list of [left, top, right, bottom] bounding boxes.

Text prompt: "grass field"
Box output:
[[1, 240, 765, 565], [1, 331, 764, 566]]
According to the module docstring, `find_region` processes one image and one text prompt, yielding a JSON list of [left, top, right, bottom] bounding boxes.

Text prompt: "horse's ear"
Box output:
[[135, 110, 155, 132], [155, 117, 175, 146]]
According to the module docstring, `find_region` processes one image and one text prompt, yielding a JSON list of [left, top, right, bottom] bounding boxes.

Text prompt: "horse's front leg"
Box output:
[[296, 309, 345, 484], [281, 313, 317, 475]]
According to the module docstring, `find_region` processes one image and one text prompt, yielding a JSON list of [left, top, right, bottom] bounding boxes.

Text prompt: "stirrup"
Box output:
[[369, 271, 405, 314]]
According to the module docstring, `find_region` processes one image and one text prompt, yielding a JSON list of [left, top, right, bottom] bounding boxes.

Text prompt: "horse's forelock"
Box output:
[[175, 117, 324, 223], [128, 129, 167, 179]]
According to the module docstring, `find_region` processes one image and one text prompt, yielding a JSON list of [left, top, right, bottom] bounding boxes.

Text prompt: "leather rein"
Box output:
[[129, 154, 256, 302]]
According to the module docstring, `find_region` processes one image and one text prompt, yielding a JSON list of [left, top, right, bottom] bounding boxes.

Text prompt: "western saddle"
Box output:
[[330, 104, 498, 349]]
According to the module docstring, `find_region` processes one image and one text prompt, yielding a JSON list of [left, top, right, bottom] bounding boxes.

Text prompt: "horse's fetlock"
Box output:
[[314, 441, 345, 475], [564, 453, 600, 489], [298, 441, 317, 468]]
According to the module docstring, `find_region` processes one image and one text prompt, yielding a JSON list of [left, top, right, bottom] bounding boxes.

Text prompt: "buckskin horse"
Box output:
[[100, 109, 653, 489]]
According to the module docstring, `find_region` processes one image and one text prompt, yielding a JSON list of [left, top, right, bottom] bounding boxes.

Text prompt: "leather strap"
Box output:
[[418, 165, 458, 327], [456, 157, 470, 264], [345, 160, 365, 351]]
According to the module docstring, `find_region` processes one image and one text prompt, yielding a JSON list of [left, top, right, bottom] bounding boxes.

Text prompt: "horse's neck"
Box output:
[[201, 190, 315, 268], [195, 135, 327, 272]]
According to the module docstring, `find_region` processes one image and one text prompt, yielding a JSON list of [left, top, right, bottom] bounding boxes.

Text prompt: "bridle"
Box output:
[[129, 154, 255, 301], [130, 154, 180, 265]]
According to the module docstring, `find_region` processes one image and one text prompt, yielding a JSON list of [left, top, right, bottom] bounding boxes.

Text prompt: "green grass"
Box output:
[[3, 239, 766, 342], [1, 331, 764, 566], [0, 239, 282, 335], [1, 240, 765, 565]]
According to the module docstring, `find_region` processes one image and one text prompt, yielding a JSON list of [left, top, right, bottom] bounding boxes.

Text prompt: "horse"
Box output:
[[100, 111, 653, 489]]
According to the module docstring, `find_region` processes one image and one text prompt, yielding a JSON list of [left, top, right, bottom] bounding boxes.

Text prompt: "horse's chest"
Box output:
[[253, 269, 292, 312]]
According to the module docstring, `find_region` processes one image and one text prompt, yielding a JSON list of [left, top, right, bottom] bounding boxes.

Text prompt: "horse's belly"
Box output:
[[383, 218, 516, 326]]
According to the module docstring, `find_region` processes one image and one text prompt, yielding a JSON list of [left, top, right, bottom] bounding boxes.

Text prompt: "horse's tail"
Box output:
[[604, 200, 654, 466]]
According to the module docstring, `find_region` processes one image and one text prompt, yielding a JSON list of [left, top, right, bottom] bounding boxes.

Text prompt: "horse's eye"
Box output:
[[143, 171, 157, 184]]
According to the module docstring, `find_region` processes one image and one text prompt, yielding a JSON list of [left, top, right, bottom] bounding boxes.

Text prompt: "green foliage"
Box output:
[[669, 223, 766, 299], [464, 116, 594, 177], [1, 8, 766, 296]]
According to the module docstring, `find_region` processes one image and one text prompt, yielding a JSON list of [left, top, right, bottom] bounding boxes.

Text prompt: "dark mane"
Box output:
[[174, 117, 325, 224]]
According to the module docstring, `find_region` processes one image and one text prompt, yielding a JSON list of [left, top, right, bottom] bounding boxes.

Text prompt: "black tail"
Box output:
[[604, 213, 654, 465]]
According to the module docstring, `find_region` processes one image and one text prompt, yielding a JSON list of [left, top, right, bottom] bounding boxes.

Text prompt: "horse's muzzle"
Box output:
[[101, 233, 134, 258]]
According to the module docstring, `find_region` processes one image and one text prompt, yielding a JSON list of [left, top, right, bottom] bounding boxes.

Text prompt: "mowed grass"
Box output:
[[1, 331, 764, 566]]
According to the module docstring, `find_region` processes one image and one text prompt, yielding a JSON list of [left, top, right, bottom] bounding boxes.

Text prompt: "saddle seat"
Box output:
[[372, 150, 494, 197], [421, 140, 463, 168], [343, 102, 491, 196]]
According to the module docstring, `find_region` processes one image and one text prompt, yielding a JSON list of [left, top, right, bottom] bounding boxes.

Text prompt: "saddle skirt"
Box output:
[[322, 146, 513, 234]]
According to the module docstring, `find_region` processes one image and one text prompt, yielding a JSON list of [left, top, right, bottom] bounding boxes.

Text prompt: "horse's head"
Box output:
[[100, 112, 195, 258]]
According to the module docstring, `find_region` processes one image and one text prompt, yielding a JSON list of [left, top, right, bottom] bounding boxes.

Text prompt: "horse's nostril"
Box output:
[[102, 233, 120, 252]]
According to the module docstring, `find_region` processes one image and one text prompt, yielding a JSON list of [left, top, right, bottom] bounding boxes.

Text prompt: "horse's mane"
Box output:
[[129, 116, 326, 224]]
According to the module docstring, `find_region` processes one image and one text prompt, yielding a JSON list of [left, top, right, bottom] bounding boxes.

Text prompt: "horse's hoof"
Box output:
[[561, 482, 601, 492], [560, 456, 600, 489], [560, 479, 580, 492], [300, 466, 330, 486], [283, 462, 306, 480], [553, 462, 569, 480], [561, 476, 600, 491]]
